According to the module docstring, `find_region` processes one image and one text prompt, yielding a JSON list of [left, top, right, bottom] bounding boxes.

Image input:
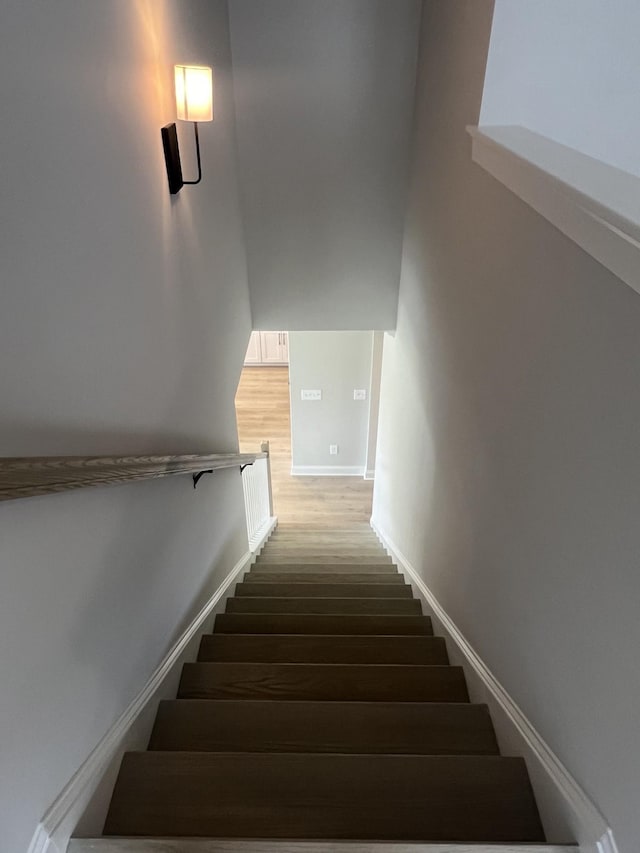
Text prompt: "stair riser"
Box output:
[[258, 547, 390, 563], [104, 753, 545, 841], [225, 598, 422, 615], [235, 582, 413, 598], [198, 634, 449, 664], [149, 700, 499, 754], [178, 663, 468, 702], [243, 572, 405, 584], [214, 614, 433, 635], [256, 555, 392, 564], [249, 564, 398, 573]]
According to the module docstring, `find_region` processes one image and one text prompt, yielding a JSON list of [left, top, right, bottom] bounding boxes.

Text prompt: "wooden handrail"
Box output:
[[0, 452, 267, 503]]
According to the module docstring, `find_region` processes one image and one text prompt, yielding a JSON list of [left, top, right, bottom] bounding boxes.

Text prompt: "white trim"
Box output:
[[364, 468, 375, 481], [594, 829, 620, 853], [28, 517, 277, 853], [291, 465, 365, 477], [467, 124, 640, 298], [371, 518, 617, 853]]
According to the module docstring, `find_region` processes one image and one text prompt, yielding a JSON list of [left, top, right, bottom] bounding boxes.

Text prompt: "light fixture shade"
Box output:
[[174, 65, 213, 122]]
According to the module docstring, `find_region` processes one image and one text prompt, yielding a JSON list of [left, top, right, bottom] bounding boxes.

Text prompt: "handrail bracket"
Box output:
[[192, 470, 213, 489]]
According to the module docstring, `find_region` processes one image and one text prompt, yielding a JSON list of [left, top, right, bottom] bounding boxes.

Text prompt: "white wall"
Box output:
[[373, 2, 640, 851], [228, 0, 421, 330], [289, 332, 373, 473], [481, 0, 640, 177], [0, 2, 252, 849]]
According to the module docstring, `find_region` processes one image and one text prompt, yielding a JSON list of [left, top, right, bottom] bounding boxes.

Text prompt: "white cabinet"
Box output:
[[244, 331, 262, 364], [244, 331, 289, 365], [260, 331, 282, 362], [260, 331, 289, 363], [280, 331, 289, 362]]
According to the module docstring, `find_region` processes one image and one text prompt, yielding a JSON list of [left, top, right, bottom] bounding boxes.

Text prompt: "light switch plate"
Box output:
[[329, 444, 339, 455], [353, 389, 367, 401], [301, 389, 322, 401]]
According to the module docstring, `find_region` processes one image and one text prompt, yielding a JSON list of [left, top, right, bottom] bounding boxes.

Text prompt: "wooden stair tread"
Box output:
[[225, 597, 422, 614], [265, 535, 381, 540], [258, 550, 389, 559], [198, 634, 448, 664], [259, 543, 387, 548], [255, 555, 393, 564], [236, 582, 413, 597], [244, 571, 405, 583], [149, 699, 498, 754], [249, 563, 398, 573], [269, 533, 379, 538], [104, 752, 544, 841], [213, 613, 433, 635], [262, 537, 384, 544], [74, 842, 574, 852], [263, 540, 384, 544], [178, 662, 469, 702]]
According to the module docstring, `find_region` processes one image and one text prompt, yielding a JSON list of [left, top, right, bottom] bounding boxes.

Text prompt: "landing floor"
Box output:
[[235, 366, 373, 525]]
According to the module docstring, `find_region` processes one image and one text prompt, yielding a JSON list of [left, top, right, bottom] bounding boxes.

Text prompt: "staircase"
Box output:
[[96, 524, 548, 848]]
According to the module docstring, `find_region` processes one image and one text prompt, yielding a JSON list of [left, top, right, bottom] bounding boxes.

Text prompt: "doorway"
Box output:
[[235, 331, 375, 525]]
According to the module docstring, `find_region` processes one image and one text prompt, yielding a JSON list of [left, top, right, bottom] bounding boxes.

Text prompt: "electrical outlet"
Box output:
[[301, 389, 322, 401], [329, 444, 338, 455], [353, 389, 367, 401]]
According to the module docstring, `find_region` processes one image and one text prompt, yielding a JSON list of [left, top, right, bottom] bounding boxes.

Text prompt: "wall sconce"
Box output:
[[161, 65, 213, 195]]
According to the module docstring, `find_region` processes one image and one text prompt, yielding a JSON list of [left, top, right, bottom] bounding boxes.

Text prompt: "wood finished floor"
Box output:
[[235, 366, 373, 525]]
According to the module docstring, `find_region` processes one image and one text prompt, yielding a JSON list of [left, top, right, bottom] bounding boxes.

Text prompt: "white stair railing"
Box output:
[[241, 440, 275, 552]]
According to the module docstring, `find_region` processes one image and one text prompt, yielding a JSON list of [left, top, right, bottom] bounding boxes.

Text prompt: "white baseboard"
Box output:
[[364, 468, 375, 481], [594, 830, 619, 853], [291, 465, 365, 477], [28, 517, 277, 853], [371, 519, 617, 853]]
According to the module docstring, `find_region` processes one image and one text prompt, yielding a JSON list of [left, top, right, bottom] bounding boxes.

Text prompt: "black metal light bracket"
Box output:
[[161, 122, 202, 195]]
